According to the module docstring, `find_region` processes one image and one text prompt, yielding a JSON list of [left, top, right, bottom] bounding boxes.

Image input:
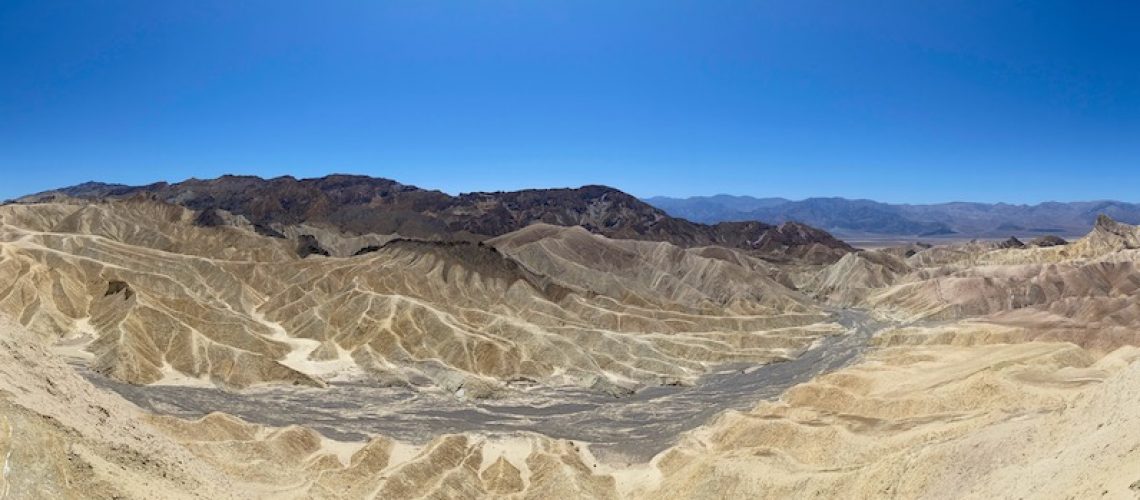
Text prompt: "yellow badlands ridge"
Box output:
[[0, 201, 832, 392], [2, 199, 1140, 498]]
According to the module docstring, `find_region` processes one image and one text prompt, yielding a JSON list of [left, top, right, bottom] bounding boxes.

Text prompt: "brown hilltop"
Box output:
[[16, 174, 853, 262]]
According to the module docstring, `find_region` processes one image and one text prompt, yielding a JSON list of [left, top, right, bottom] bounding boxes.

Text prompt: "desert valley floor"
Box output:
[[2, 177, 1140, 499]]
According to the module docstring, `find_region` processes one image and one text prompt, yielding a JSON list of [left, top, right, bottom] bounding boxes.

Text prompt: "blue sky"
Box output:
[[2, 1, 1137, 203]]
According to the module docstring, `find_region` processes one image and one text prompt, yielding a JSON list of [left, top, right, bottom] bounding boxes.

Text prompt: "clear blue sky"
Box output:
[[2, 1, 1138, 203]]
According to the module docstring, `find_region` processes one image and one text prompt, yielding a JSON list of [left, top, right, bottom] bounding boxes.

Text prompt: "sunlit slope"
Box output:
[[643, 215, 1140, 498], [0, 200, 837, 391], [808, 215, 1140, 331], [642, 330, 1140, 499], [0, 316, 631, 500], [5, 200, 1140, 498]]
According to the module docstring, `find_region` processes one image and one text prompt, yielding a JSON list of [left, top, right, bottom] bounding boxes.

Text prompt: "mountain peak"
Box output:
[[1085, 213, 1140, 251]]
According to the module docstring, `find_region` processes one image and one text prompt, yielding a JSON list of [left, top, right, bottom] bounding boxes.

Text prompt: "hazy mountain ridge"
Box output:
[[646, 195, 1140, 238]]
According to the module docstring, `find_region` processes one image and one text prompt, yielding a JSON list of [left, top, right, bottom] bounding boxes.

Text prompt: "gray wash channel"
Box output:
[[81, 309, 886, 463]]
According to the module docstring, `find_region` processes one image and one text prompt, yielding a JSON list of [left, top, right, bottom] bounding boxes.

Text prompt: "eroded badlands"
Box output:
[[2, 195, 1140, 498]]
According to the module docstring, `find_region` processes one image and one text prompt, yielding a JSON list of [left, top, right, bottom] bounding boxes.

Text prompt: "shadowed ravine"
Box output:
[[81, 309, 885, 463]]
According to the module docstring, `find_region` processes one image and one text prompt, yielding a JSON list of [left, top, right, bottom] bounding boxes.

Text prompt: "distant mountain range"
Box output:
[[644, 195, 1140, 238], [10, 175, 853, 262]]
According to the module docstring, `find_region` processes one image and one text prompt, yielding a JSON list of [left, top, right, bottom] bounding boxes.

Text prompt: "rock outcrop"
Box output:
[[296, 234, 330, 258], [1029, 234, 1068, 247]]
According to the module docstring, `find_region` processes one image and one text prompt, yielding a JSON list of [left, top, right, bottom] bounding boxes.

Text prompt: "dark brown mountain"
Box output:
[[1029, 235, 1068, 247], [14, 174, 853, 262], [997, 236, 1026, 249]]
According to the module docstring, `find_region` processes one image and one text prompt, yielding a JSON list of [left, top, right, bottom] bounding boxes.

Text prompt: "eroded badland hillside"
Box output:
[[2, 176, 1139, 499]]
